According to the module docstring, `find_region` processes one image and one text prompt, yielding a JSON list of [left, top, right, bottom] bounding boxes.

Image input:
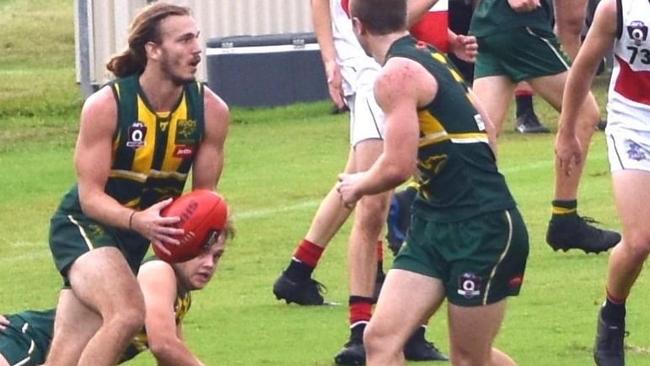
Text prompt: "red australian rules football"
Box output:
[[154, 189, 229, 263]]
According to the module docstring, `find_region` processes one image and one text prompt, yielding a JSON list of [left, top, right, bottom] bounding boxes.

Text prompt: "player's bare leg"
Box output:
[[553, 0, 588, 60], [595, 171, 650, 364], [528, 72, 620, 253], [364, 269, 445, 366], [45, 247, 145, 366], [472, 76, 517, 135], [273, 149, 356, 305], [448, 301, 512, 365]]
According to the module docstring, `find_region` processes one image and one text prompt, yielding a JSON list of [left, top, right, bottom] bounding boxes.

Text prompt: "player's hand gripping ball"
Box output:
[[154, 190, 229, 263]]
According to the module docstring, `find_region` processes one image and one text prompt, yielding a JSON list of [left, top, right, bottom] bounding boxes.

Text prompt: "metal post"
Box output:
[[77, 0, 94, 99]]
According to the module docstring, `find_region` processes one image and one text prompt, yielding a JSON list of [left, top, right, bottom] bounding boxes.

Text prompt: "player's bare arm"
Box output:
[[556, 0, 617, 176], [312, 0, 344, 108], [191, 87, 229, 191], [406, 0, 439, 27], [138, 261, 205, 366], [337, 57, 435, 204]]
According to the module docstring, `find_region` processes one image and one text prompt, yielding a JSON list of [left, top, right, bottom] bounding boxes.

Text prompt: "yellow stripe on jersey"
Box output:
[[161, 94, 189, 173], [448, 132, 489, 144], [419, 131, 450, 147], [132, 96, 157, 174], [418, 110, 445, 135]]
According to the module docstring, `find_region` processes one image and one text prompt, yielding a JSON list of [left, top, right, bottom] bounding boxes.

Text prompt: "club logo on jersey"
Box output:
[[173, 145, 194, 159], [457, 272, 482, 299], [627, 21, 648, 46], [126, 122, 147, 149], [626, 140, 647, 161], [175, 119, 197, 145]]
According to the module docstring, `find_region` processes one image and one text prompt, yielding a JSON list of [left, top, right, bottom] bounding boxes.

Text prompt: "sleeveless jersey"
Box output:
[[331, 0, 381, 96], [386, 36, 516, 222], [470, 0, 554, 37], [607, 0, 650, 131], [57, 74, 205, 214], [409, 0, 450, 53]]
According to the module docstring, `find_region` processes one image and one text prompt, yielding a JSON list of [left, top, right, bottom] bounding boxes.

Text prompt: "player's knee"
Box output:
[[450, 349, 489, 366], [363, 324, 400, 359], [110, 307, 145, 336], [622, 231, 650, 262]]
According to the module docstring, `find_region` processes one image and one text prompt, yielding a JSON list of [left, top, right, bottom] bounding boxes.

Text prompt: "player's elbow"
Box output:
[[386, 160, 415, 185]]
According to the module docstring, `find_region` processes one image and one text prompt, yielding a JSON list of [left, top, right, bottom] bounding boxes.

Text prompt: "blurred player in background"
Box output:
[[44, 3, 229, 365], [554, 0, 650, 364], [469, 0, 620, 254], [1, 224, 232, 366]]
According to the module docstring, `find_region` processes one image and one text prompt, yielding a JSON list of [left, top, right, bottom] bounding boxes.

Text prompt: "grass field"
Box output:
[[1, 1, 649, 365]]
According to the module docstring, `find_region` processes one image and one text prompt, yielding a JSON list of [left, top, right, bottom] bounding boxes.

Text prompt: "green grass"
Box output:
[[2, 0, 649, 365]]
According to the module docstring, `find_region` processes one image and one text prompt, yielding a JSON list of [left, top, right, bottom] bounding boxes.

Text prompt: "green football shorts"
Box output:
[[393, 208, 529, 306], [49, 212, 149, 287], [0, 310, 55, 366], [474, 27, 571, 82]]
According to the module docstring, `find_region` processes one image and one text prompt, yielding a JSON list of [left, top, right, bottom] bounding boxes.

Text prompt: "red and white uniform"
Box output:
[[409, 0, 449, 52], [331, 0, 381, 97], [608, 0, 650, 131], [331, 0, 384, 146], [606, 0, 650, 171]]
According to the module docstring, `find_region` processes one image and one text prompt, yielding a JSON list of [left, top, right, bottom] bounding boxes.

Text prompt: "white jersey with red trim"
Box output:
[[331, 0, 381, 96], [607, 0, 650, 131]]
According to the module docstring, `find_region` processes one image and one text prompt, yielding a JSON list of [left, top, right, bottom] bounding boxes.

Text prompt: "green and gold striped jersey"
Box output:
[[386, 36, 515, 222], [58, 74, 205, 214]]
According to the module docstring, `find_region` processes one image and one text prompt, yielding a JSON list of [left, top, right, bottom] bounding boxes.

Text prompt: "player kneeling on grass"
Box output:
[[0, 223, 232, 366]]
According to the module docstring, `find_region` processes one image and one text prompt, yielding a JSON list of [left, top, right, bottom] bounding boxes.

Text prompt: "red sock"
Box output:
[[349, 296, 373, 325], [293, 239, 324, 268], [514, 89, 533, 97], [376, 240, 384, 262]]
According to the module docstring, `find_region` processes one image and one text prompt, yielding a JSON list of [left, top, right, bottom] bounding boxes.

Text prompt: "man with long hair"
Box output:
[[44, 3, 229, 365]]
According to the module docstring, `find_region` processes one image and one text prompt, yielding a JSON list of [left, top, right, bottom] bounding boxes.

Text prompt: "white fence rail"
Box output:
[[75, 0, 314, 88]]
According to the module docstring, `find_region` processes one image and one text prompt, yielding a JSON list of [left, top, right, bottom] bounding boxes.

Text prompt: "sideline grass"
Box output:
[[2, 1, 649, 365]]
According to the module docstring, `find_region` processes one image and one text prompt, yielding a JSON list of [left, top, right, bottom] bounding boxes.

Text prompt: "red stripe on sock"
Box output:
[[349, 302, 373, 325], [293, 239, 324, 268], [514, 90, 533, 97]]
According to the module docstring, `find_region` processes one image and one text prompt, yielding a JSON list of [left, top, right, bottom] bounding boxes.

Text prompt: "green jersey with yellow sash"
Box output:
[[385, 36, 515, 223], [49, 74, 205, 280], [58, 74, 205, 213]]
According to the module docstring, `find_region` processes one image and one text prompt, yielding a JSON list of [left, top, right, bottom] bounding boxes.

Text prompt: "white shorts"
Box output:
[[347, 75, 385, 147], [606, 125, 650, 172]]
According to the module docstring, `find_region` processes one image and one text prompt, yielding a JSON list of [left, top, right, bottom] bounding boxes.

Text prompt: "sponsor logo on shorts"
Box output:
[[626, 140, 647, 161], [126, 122, 147, 149], [457, 272, 482, 299], [508, 274, 524, 289]]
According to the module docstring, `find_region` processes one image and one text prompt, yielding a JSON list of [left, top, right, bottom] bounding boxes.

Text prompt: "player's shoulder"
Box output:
[[139, 259, 177, 283], [375, 57, 433, 102], [79, 84, 117, 123], [203, 85, 229, 116]]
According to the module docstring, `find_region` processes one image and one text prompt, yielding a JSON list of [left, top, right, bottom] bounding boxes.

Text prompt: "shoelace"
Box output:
[[580, 216, 602, 225], [308, 278, 328, 294]]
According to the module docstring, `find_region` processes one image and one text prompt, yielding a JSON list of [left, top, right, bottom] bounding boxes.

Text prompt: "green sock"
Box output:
[[551, 200, 577, 220]]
